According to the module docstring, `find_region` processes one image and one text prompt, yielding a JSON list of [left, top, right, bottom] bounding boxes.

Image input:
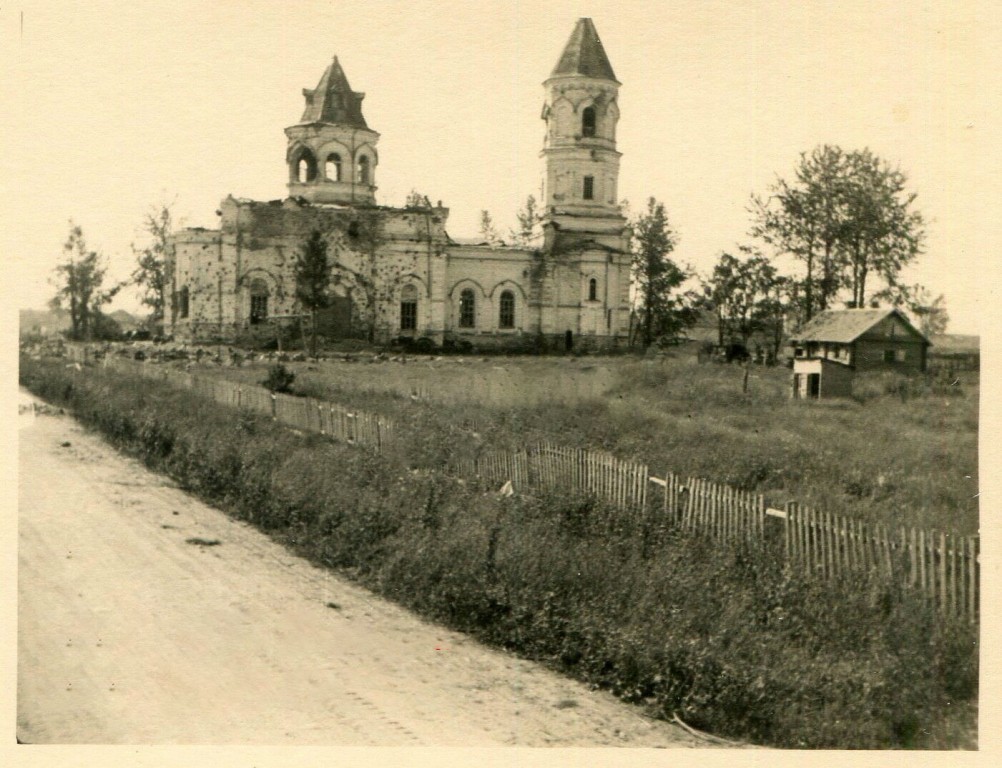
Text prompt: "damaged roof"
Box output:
[[298, 56, 369, 129]]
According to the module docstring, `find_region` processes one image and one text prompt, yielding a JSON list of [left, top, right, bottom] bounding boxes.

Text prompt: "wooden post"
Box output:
[[969, 536, 977, 622], [783, 501, 793, 560], [938, 531, 947, 615], [950, 534, 958, 617]]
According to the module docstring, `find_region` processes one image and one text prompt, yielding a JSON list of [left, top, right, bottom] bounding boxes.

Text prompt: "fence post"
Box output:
[[271, 392, 277, 420]]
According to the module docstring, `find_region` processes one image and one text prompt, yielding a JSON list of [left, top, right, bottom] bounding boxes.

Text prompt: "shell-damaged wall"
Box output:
[[169, 196, 632, 351], [170, 196, 451, 342]]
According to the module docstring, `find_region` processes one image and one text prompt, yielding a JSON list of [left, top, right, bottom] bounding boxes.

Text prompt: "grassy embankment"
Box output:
[[198, 354, 979, 535], [20, 355, 977, 748]]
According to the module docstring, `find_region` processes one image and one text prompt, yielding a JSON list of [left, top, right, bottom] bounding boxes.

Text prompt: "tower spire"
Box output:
[[550, 18, 618, 82]]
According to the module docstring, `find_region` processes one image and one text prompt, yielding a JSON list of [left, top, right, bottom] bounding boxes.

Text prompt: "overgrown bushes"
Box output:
[[19, 356, 977, 748]]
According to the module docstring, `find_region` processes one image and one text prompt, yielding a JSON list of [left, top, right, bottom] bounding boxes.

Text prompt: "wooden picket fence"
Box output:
[[457, 444, 648, 510], [104, 357, 393, 450], [680, 477, 766, 543], [460, 449, 979, 622], [782, 502, 979, 620]]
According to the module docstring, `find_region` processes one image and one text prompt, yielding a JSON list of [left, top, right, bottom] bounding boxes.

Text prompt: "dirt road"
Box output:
[[17, 393, 706, 746]]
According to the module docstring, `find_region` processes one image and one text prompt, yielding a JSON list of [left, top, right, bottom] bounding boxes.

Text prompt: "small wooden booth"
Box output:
[[792, 357, 854, 400]]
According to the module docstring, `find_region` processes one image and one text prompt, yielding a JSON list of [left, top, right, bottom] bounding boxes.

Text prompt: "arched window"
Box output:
[[178, 286, 190, 318], [582, 105, 596, 137], [294, 150, 317, 183], [400, 284, 418, 331], [583, 175, 594, 200], [249, 278, 269, 325], [357, 155, 370, 185], [499, 290, 515, 329], [325, 153, 342, 181], [588, 278, 598, 301], [459, 288, 476, 328]]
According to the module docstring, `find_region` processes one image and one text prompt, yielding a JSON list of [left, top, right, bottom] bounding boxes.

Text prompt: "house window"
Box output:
[[588, 278, 598, 301], [583, 176, 594, 200], [400, 284, 418, 331], [499, 290, 515, 329], [178, 286, 189, 319], [895, 349, 907, 362], [249, 278, 269, 325], [582, 106, 596, 137], [459, 288, 476, 328], [883, 349, 895, 363], [357, 155, 370, 185], [325, 153, 342, 181]]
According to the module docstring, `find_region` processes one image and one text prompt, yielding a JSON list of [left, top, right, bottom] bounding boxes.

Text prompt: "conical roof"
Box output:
[[299, 57, 369, 129], [550, 18, 617, 81]]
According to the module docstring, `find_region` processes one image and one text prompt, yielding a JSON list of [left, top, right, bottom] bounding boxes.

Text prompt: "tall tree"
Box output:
[[294, 229, 332, 358], [50, 222, 121, 341], [704, 247, 784, 348], [751, 145, 925, 319], [132, 203, 174, 332], [510, 194, 542, 247], [841, 150, 925, 307], [631, 197, 696, 347], [750, 145, 851, 321], [478, 210, 500, 245]]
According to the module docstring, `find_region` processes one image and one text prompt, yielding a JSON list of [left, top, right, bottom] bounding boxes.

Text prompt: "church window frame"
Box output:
[[178, 286, 190, 319], [357, 155, 370, 185], [400, 284, 418, 331], [588, 278, 598, 302], [582, 105, 596, 137], [249, 278, 270, 326], [583, 175, 594, 200], [459, 288, 476, 329], [499, 290, 516, 329]]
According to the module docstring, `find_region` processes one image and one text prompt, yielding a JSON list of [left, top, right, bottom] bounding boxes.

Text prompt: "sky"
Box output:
[[1, 0, 997, 335]]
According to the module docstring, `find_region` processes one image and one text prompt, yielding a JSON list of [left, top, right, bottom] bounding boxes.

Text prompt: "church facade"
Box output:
[[168, 18, 632, 352]]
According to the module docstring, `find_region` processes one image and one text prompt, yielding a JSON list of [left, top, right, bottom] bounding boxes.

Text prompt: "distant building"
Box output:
[[789, 307, 931, 399], [167, 18, 632, 352]]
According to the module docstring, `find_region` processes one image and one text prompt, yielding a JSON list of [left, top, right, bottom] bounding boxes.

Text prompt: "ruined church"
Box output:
[[168, 18, 632, 351]]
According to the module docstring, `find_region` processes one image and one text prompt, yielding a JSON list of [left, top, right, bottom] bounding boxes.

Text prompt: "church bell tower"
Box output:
[[541, 18, 625, 234], [285, 57, 380, 205]]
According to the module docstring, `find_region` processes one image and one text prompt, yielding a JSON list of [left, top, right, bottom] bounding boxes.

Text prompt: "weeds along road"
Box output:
[[17, 392, 707, 747]]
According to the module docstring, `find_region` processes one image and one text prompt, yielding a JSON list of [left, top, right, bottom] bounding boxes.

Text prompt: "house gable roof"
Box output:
[[790, 308, 930, 345]]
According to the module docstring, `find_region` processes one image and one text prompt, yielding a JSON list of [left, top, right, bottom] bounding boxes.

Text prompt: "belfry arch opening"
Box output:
[[291, 149, 318, 183], [582, 105, 596, 137], [325, 153, 342, 181]]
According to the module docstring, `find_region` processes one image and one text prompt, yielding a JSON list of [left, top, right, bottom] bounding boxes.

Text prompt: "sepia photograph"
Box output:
[[4, 0, 992, 758]]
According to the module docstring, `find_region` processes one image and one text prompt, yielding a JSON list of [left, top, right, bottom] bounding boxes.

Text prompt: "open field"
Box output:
[[190, 352, 979, 535], [20, 355, 978, 748]]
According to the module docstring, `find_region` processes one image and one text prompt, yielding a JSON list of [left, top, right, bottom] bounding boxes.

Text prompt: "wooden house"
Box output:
[[789, 308, 931, 399]]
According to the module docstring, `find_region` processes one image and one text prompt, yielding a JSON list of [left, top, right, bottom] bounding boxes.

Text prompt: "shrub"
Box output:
[[261, 363, 295, 393]]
